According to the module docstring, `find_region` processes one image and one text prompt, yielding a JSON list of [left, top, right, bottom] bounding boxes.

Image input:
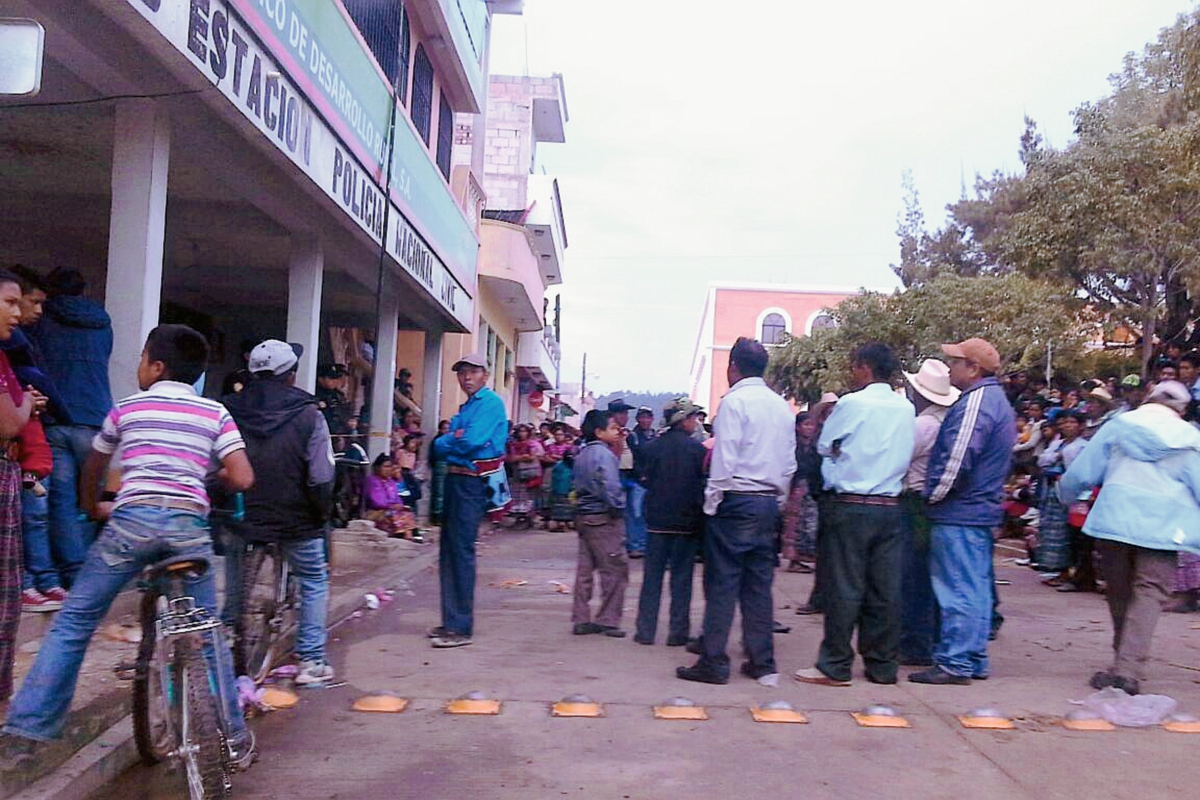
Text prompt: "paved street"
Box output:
[[96, 526, 1200, 800]]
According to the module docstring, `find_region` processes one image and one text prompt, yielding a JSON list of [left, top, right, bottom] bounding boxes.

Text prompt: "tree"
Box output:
[[766, 274, 1086, 400]]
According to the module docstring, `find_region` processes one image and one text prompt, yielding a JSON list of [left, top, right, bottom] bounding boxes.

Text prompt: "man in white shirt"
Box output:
[[795, 343, 915, 687], [677, 338, 795, 685]]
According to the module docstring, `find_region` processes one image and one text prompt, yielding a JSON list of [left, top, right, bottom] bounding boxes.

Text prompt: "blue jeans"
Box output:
[[929, 523, 994, 678], [20, 487, 61, 592], [222, 536, 330, 662], [623, 479, 647, 554], [635, 532, 699, 643], [45, 424, 100, 587], [440, 474, 487, 635], [698, 494, 778, 677], [3, 505, 245, 742]]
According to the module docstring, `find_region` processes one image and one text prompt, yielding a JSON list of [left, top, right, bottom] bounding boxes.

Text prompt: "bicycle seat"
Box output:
[[144, 555, 210, 580]]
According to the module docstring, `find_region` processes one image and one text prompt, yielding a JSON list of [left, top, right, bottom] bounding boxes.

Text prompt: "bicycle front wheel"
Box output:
[[236, 545, 284, 682], [177, 637, 231, 800]]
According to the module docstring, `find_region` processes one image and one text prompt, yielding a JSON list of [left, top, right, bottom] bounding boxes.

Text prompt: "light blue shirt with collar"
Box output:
[[818, 382, 915, 496]]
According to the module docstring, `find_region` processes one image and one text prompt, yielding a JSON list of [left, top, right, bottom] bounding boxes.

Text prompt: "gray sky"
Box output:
[[489, 1, 1193, 394]]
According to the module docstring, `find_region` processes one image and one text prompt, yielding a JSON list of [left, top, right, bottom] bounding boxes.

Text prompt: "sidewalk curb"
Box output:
[[7, 547, 439, 800]]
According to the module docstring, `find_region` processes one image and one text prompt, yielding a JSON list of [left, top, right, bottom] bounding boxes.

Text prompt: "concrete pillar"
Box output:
[[287, 236, 323, 393], [421, 330, 444, 437], [105, 98, 170, 399], [367, 284, 400, 459]]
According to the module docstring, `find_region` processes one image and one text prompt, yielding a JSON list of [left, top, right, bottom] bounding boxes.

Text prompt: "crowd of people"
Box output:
[[2, 261, 1199, 769], [433, 336, 1200, 699]]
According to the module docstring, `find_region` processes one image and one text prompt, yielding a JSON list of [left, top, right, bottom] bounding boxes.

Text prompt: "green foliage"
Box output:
[[766, 274, 1085, 399]]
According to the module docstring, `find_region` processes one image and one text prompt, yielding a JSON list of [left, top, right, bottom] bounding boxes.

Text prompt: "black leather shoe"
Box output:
[[685, 637, 704, 655], [1090, 670, 1116, 690], [573, 622, 603, 635], [908, 667, 971, 685], [794, 603, 823, 616], [666, 635, 689, 647], [598, 626, 627, 638], [633, 634, 654, 645], [677, 662, 729, 685], [866, 673, 898, 685]]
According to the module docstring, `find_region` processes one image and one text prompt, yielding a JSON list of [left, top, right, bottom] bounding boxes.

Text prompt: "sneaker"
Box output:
[[1111, 675, 1140, 696], [42, 586, 68, 603], [907, 666, 971, 685], [431, 633, 473, 648], [228, 730, 257, 771], [793, 667, 852, 687], [21, 588, 62, 613], [0, 733, 40, 770], [676, 662, 729, 685], [295, 660, 335, 686], [427, 626, 451, 639]]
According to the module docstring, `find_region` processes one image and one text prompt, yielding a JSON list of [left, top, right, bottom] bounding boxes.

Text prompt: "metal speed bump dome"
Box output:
[[552, 693, 604, 717], [851, 704, 911, 728], [260, 686, 299, 709], [750, 700, 808, 724], [445, 691, 502, 715], [1060, 709, 1115, 731], [653, 697, 708, 721], [352, 694, 410, 713], [1162, 712, 1200, 733], [958, 708, 1015, 730]]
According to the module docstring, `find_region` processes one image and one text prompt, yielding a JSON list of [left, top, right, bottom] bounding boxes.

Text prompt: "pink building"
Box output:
[[688, 282, 880, 412]]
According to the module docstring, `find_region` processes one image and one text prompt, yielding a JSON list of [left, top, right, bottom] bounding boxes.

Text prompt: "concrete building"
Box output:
[[0, 0, 525, 454], [688, 282, 862, 412], [439, 71, 567, 424]]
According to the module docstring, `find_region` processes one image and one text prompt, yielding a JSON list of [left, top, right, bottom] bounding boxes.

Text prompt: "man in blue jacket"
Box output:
[[1060, 381, 1200, 695], [32, 268, 113, 587], [430, 353, 508, 648], [911, 338, 1015, 685]]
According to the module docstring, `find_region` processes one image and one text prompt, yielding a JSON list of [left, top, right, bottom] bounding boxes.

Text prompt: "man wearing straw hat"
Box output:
[[898, 359, 960, 667]]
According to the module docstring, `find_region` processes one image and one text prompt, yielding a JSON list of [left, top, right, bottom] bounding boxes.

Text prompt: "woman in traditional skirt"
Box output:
[[0, 271, 43, 700], [1035, 410, 1086, 580], [505, 424, 544, 525], [1169, 552, 1200, 612]]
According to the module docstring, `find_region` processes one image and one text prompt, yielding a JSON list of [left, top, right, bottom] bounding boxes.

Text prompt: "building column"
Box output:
[[287, 236, 323, 393], [105, 98, 170, 399], [367, 283, 400, 459], [422, 329, 444, 438]]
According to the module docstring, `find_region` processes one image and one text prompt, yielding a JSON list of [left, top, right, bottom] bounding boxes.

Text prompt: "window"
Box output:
[[436, 91, 453, 179], [411, 44, 434, 144], [761, 312, 787, 344], [344, 1, 405, 89], [808, 313, 837, 334], [397, 3, 410, 104]]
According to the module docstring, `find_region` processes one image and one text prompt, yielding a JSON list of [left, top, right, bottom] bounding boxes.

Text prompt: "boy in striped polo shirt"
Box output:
[[1, 325, 257, 768]]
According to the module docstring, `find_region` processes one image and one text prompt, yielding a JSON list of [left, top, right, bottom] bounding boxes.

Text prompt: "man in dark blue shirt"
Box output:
[[429, 353, 508, 648]]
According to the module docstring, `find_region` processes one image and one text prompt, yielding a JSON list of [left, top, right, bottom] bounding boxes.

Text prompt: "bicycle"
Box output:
[[232, 540, 300, 683], [130, 555, 236, 799]]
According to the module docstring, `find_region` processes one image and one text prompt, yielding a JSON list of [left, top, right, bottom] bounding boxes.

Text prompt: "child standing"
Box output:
[[548, 451, 576, 531], [1, 325, 257, 768], [570, 410, 628, 637]]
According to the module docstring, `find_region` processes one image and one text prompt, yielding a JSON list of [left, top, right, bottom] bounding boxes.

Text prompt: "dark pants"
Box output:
[[815, 499, 904, 683], [698, 494, 778, 679], [806, 493, 832, 610], [899, 494, 938, 664], [1096, 541, 1175, 682], [439, 474, 487, 635], [1067, 525, 1097, 589], [635, 531, 699, 643]]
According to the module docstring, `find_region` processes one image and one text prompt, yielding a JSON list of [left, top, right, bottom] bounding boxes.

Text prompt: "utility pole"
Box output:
[[581, 352, 587, 401]]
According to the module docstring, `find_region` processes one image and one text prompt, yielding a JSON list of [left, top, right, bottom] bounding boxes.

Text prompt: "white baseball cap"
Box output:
[[248, 339, 303, 376]]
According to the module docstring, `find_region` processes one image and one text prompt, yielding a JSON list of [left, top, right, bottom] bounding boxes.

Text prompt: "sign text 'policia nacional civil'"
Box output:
[[127, 0, 474, 329]]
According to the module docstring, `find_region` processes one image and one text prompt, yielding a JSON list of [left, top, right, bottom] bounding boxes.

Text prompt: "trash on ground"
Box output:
[[492, 579, 528, 588], [103, 623, 142, 644], [548, 580, 570, 594], [1074, 687, 1178, 727], [364, 593, 381, 610]]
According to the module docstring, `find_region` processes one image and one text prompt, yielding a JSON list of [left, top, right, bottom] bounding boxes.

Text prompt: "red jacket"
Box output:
[[19, 416, 53, 477]]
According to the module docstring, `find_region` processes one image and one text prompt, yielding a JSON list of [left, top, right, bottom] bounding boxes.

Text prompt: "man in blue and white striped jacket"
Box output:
[[911, 337, 1015, 686]]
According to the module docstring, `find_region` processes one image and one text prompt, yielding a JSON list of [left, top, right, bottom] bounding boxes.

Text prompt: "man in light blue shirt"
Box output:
[[796, 343, 914, 687]]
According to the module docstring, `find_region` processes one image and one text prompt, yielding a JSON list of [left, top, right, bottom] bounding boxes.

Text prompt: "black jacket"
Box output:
[[222, 378, 334, 541], [641, 428, 707, 534]]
